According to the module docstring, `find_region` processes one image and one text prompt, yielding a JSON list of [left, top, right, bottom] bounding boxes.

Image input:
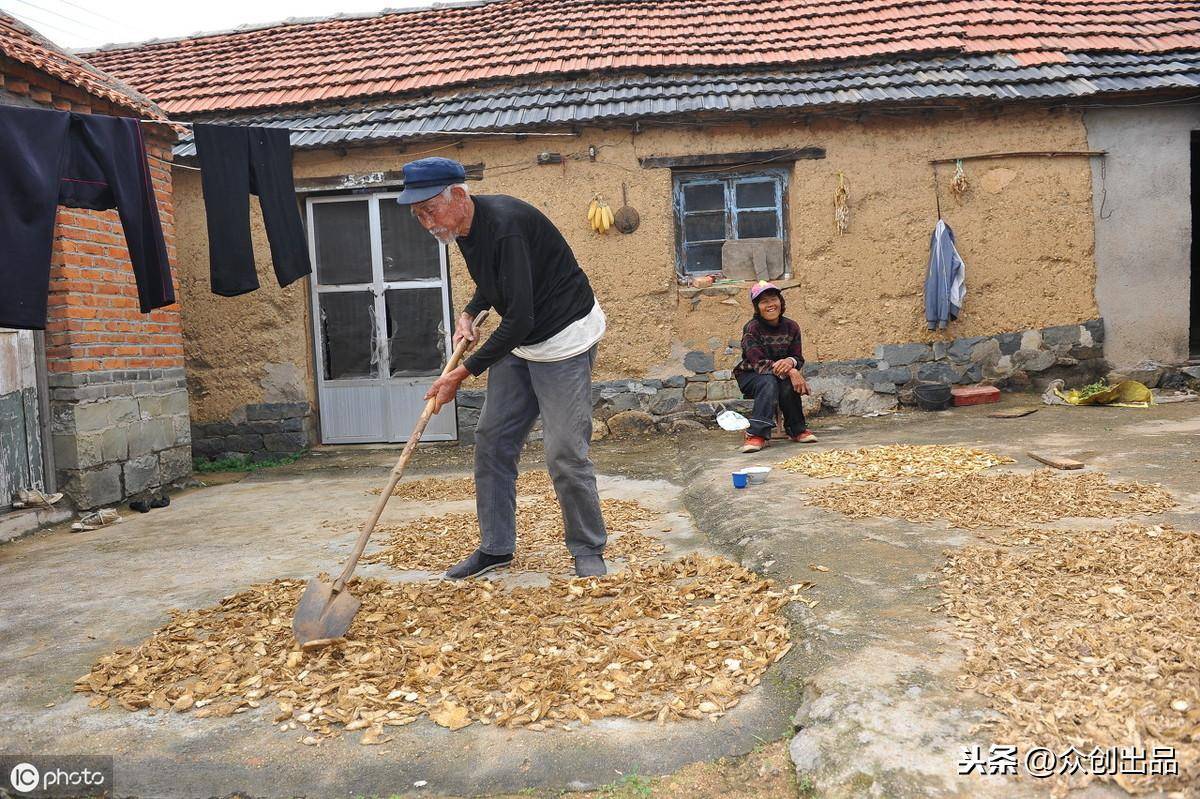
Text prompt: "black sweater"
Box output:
[[458, 195, 595, 375]]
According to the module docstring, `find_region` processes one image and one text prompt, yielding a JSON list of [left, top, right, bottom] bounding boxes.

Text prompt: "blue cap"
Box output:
[[395, 157, 467, 204]]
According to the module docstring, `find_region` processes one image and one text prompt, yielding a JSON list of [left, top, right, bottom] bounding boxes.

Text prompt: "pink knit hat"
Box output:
[[749, 280, 781, 303]]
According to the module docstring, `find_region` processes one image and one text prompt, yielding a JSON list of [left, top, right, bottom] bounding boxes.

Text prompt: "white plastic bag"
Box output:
[[716, 410, 750, 431]]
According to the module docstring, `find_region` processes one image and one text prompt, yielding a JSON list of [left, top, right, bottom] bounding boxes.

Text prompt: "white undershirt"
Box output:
[[513, 300, 606, 362]]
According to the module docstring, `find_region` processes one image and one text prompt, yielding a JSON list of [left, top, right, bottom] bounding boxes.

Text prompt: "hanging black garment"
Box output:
[[0, 104, 174, 330], [192, 124, 311, 296]]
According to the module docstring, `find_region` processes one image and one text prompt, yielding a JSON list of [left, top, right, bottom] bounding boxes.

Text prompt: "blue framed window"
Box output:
[[673, 170, 787, 275]]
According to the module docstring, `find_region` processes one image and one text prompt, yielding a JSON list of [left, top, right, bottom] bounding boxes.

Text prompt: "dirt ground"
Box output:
[[1, 397, 1198, 798], [484, 740, 798, 799]]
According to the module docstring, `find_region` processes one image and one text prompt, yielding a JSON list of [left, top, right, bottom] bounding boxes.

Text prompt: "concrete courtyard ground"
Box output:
[[1, 397, 1197, 798]]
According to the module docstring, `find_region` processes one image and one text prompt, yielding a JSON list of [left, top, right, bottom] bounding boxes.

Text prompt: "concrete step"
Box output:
[[0, 504, 74, 544]]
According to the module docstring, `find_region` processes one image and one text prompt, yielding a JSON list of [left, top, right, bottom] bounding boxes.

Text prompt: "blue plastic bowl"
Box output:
[[732, 471, 748, 489]]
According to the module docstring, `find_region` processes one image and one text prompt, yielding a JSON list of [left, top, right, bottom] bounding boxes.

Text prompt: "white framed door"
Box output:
[[307, 192, 456, 444]]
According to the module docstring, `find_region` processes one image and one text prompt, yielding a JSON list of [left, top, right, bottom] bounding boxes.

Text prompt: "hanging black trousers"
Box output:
[[193, 124, 311, 296], [0, 104, 174, 330]]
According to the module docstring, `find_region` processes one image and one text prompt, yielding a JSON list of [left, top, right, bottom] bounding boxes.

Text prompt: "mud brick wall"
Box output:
[[173, 106, 1102, 428]]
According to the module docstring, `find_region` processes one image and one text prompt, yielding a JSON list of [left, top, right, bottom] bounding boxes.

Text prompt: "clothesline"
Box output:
[[138, 117, 577, 138], [141, 117, 577, 171], [150, 155, 200, 170], [146, 137, 472, 171]]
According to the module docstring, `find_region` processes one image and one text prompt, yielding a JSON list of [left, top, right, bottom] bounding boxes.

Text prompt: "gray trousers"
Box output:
[[474, 345, 607, 557]]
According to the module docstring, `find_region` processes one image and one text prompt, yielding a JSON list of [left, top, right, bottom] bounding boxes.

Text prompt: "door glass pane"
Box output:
[[684, 212, 726, 242], [682, 182, 725, 212], [735, 180, 776, 209], [380, 201, 441, 281], [737, 211, 778, 239], [684, 242, 723, 273], [318, 292, 376, 380], [385, 288, 445, 376], [313, 201, 372, 285]]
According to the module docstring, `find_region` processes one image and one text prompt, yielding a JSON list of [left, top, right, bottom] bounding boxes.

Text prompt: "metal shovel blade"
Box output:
[[291, 577, 361, 646]]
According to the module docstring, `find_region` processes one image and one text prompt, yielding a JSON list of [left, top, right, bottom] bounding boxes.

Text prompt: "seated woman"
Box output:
[[733, 281, 817, 453]]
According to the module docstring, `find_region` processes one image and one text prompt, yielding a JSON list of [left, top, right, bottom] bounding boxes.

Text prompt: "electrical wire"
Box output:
[[53, 0, 135, 29], [3, 6, 91, 41], [475, 159, 524, 170], [8, 0, 85, 26], [482, 163, 540, 179], [5, 0, 154, 45], [486, 130, 785, 180], [482, 142, 647, 180], [1063, 93, 1200, 110], [1098, 157, 1113, 221], [396, 140, 463, 158]]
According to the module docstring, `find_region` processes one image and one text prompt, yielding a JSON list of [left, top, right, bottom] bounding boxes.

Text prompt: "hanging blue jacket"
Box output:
[[924, 219, 966, 330]]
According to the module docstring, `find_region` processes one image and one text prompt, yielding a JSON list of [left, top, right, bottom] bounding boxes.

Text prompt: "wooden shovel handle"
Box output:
[[332, 310, 489, 590]]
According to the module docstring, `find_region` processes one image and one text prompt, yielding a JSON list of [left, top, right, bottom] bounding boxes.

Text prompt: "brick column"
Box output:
[[46, 133, 192, 509]]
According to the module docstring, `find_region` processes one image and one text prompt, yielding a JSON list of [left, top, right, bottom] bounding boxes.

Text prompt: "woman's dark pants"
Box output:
[[736, 372, 807, 439]]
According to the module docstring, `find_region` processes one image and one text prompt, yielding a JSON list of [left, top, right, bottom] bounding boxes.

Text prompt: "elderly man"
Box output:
[[396, 157, 609, 578]]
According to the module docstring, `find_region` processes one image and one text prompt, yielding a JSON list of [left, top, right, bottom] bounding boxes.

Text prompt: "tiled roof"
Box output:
[[0, 12, 167, 119], [85, 0, 1200, 115], [169, 51, 1200, 156]]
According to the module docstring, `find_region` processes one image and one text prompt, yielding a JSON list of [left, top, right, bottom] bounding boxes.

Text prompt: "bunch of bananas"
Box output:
[[588, 195, 615, 234]]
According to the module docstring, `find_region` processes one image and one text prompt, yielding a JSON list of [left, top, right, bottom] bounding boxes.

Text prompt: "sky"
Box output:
[[0, 0, 429, 50]]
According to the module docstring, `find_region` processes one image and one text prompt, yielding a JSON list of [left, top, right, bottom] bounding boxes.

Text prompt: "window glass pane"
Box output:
[[682, 182, 725, 212], [735, 180, 776, 209], [313, 201, 372, 285], [385, 288, 445, 376], [684, 211, 726, 242], [684, 242, 724, 273], [381, 200, 441, 281], [737, 211, 778, 239], [318, 292, 376, 380]]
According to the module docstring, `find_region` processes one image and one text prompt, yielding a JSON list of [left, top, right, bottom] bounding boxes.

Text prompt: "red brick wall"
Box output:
[[1, 57, 183, 375]]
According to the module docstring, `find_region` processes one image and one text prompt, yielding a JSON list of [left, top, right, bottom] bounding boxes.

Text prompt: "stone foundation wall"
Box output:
[[49, 367, 192, 509], [456, 319, 1112, 440], [190, 402, 316, 462]]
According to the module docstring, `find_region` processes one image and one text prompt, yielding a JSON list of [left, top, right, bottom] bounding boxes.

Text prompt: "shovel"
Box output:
[[292, 310, 489, 647]]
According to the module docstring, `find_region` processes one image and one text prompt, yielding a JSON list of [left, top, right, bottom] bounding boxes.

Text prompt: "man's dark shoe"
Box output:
[[150, 493, 170, 508], [444, 549, 513, 579], [574, 554, 607, 577]]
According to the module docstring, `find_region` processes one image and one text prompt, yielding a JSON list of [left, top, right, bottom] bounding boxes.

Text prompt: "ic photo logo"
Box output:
[[9, 762, 39, 793], [0, 756, 112, 798]]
